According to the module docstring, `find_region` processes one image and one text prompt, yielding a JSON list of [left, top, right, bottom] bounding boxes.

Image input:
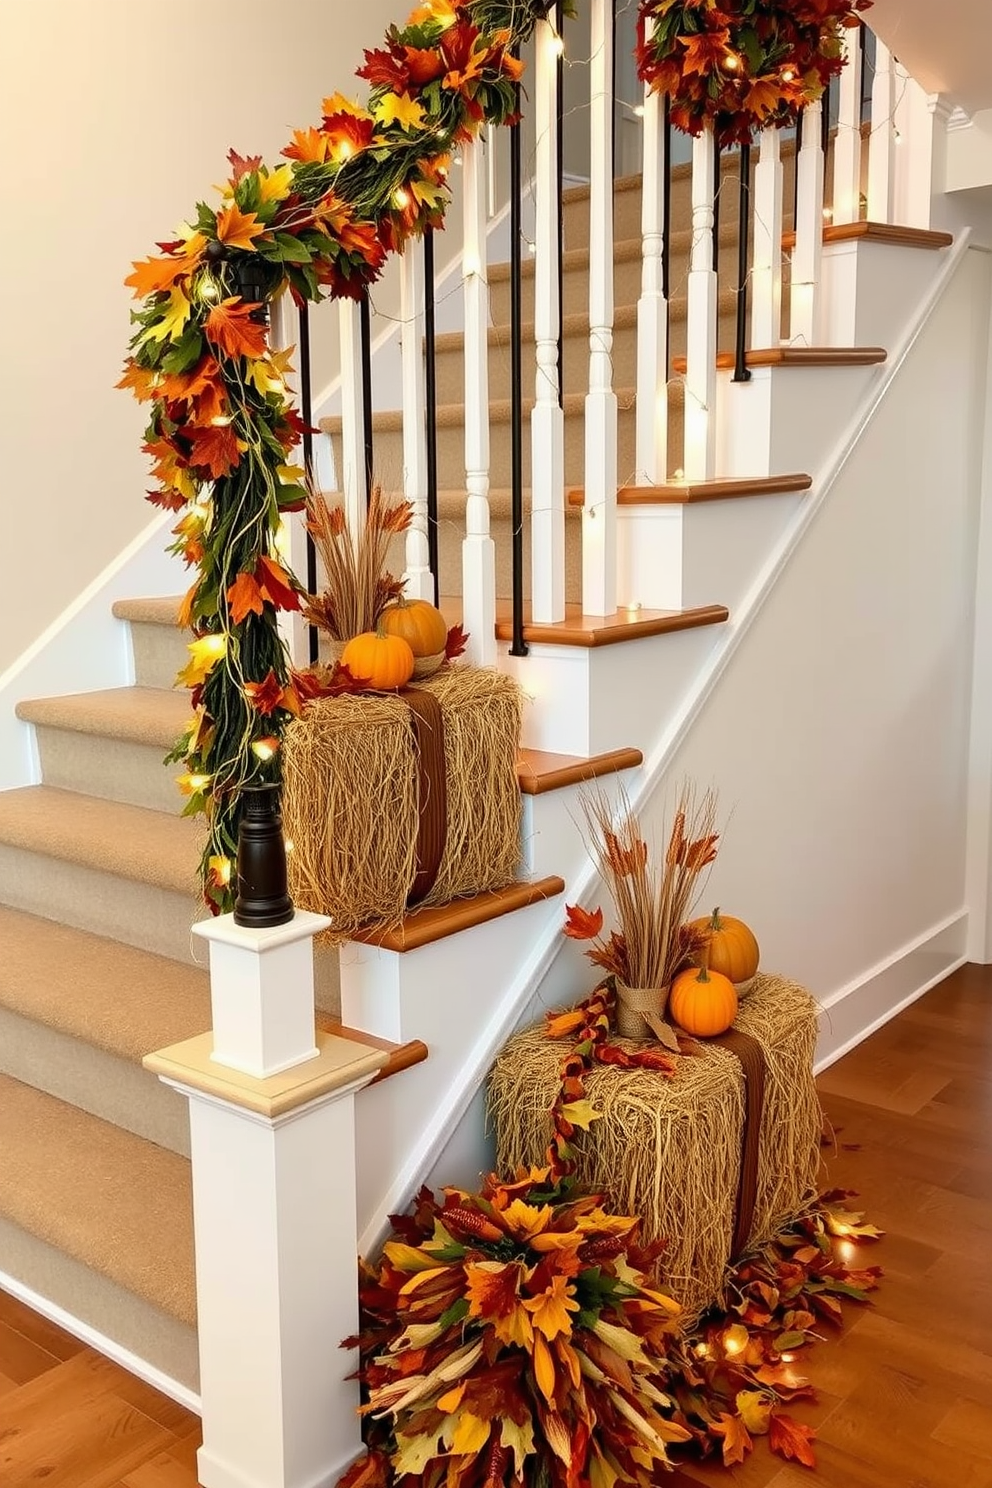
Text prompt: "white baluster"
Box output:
[[531, 17, 566, 623], [833, 26, 864, 225], [750, 126, 784, 347], [683, 124, 718, 481], [268, 290, 310, 667], [462, 137, 497, 665], [867, 36, 897, 223], [338, 298, 366, 539], [791, 99, 825, 345], [635, 21, 668, 486], [892, 68, 934, 229], [400, 245, 433, 601], [582, 0, 618, 616]]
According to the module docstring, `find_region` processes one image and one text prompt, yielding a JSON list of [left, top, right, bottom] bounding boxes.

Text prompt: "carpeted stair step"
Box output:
[[0, 785, 204, 964], [16, 687, 191, 815], [0, 1070, 199, 1389], [112, 596, 190, 691]]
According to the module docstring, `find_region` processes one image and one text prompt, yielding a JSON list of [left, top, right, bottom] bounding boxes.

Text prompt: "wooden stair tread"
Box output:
[[16, 686, 189, 748], [567, 473, 812, 507], [351, 875, 565, 952], [673, 347, 887, 373], [517, 746, 642, 795], [783, 220, 954, 251], [324, 1015, 429, 1083], [112, 596, 187, 627], [321, 386, 645, 437], [0, 1071, 196, 1327], [0, 785, 201, 896], [493, 601, 729, 648]]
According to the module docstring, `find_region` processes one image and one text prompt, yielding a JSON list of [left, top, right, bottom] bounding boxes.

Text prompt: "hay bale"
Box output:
[[282, 666, 523, 942], [488, 975, 822, 1323]]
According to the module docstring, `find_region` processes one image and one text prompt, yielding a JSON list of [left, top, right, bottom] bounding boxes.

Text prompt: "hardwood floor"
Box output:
[[1, 964, 990, 1487]]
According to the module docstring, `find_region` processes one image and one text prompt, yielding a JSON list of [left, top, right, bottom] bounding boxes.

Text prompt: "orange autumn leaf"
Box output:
[[523, 1274, 579, 1341], [227, 570, 265, 624], [745, 77, 788, 121], [282, 126, 333, 164], [215, 202, 266, 251], [244, 671, 286, 715], [186, 423, 241, 479], [464, 1261, 522, 1321], [769, 1412, 817, 1468], [532, 1333, 556, 1404], [116, 361, 160, 401], [563, 903, 604, 941], [256, 554, 300, 612], [205, 297, 269, 360], [713, 1412, 753, 1467], [545, 1006, 588, 1040]]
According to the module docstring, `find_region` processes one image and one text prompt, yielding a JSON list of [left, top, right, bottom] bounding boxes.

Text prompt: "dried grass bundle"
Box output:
[[304, 484, 410, 641]]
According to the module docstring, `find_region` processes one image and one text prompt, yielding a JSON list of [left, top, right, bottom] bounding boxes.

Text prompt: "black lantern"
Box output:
[[233, 784, 294, 929]]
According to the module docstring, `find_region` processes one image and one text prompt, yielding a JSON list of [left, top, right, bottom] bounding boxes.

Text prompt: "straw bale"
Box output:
[[281, 666, 522, 942], [488, 975, 822, 1322]]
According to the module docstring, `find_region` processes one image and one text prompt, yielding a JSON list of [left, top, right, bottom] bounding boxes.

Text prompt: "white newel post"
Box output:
[[635, 22, 669, 487], [144, 910, 388, 1488], [867, 37, 897, 224], [530, 16, 566, 623], [832, 28, 864, 226], [892, 70, 937, 229], [791, 99, 825, 346], [338, 299, 367, 539], [462, 137, 497, 665], [400, 245, 434, 601], [582, 0, 619, 616], [750, 126, 784, 347], [683, 124, 718, 481]]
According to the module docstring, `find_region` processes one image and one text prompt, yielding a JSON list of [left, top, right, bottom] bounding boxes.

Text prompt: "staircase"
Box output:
[[0, 27, 977, 1455]]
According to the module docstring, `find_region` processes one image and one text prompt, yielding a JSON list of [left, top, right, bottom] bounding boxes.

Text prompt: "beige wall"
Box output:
[[0, 0, 399, 672]]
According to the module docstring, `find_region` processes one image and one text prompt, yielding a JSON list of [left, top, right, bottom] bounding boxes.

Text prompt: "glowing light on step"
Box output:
[[893, 127, 903, 144], [723, 1329, 745, 1355], [822, 206, 834, 222], [673, 467, 685, 482]]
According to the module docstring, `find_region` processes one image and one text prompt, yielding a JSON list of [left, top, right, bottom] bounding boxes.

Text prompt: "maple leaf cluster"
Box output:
[[340, 1172, 883, 1487], [636, 0, 873, 145]]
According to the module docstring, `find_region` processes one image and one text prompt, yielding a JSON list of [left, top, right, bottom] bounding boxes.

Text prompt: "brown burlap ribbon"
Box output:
[[402, 686, 448, 905], [711, 1027, 767, 1258]]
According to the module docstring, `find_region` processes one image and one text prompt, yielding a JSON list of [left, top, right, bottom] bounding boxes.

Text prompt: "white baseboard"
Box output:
[[196, 1444, 358, 1488], [0, 1269, 201, 1414], [813, 908, 969, 1074]]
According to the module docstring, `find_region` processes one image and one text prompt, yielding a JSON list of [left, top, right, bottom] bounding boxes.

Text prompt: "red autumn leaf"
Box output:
[[357, 44, 408, 92], [769, 1412, 817, 1468], [186, 423, 241, 479], [227, 147, 263, 182], [322, 110, 376, 155], [444, 622, 469, 660], [563, 904, 604, 941], [244, 671, 286, 715], [226, 571, 265, 624], [256, 554, 301, 612], [205, 297, 269, 360], [403, 45, 446, 85], [712, 1412, 753, 1467], [145, 486, 187, 512]]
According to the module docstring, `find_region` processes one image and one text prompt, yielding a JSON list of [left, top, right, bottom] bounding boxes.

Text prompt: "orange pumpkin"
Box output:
[[668, 965, 738, 1038], [378, 598, 448, 659], [688, 906, 759, 985], [341, 629, 415, 691]]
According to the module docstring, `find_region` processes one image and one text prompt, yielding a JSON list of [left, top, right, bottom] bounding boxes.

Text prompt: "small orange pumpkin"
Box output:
[[688, 906, 759, 985], [668, 965, 738, 1038], [341, 629, 415, 691], [378, 598, 448, 659]]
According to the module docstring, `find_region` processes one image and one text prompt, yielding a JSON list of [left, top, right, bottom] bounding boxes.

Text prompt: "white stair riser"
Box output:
[[32, 726, 183, 816], [0, 843, 203, 966], [129, 620, 187, 692], [718, 363, 879, 478], [521, 766, 641, 882], [821, 238, 946, 347], [0, 1004, 191, 1156]]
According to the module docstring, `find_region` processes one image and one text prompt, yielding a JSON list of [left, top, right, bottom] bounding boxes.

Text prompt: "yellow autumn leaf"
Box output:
[[723, 1322, 750, 1356], [561, 1098, 603, 1132], [142, 284, 192, 344], [257, 164, 294, 205], [500, 1199, 553, 1239], [176, 632, 226, 688], [639, 1286, 684, 1317], [374, 91, 426, 133], [523, 1274, 579, 1341], [382, 1241, 441, 1273], [442, 1410, 491, 1457], [436, 1381, 465, 1413], [499, 1416, 535, 1475], [392, 1429, 444, 1477], [398, 1265, 449, 1295], [589, 1445, 620, 1488], [533, 1332, 556, 1404], [575, 1208, 638, 1236], [411, 177, 447, 210], [591, 1317, 649, 1365], [736, 1388, 774, 1436], [542, 1411, 572, 1466]]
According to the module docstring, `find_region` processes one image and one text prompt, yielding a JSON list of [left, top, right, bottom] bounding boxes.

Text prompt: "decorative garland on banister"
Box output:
[[119, 0, 862, 912]]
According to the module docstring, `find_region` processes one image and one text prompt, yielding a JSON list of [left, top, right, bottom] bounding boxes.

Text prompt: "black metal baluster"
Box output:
[[509, 68, 528, 658], [662, 95, 672, 380], [297, 304, 319, 665], [733, 142, 751, 384], [859, 22, 869, 126], [359, 291, 374, 507], [423, 228, 440, 605], [556, 0, 564, 410]]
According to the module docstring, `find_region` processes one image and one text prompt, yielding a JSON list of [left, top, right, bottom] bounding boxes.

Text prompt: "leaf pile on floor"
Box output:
[[338, 1171, 881, 1486]]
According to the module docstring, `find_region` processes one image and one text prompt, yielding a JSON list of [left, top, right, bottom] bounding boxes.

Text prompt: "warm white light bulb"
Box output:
[[393, 187, 410, 208], [633, 103, 646, 118], [550, 33, 565, 56], [724, 52, 739, 70], [782, 68, 796, 82], [210, 415, 233, 427]]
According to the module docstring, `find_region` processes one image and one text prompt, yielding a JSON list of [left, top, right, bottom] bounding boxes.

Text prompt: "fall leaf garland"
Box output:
[[636, 0, 872, 146], [119, 0, 552, 911], [341, 1170, 882, 1485]]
